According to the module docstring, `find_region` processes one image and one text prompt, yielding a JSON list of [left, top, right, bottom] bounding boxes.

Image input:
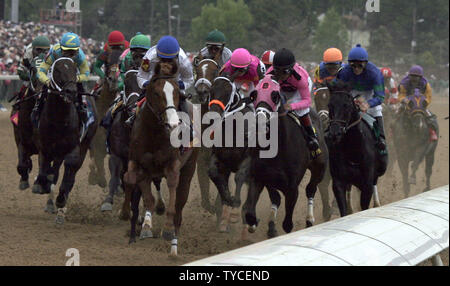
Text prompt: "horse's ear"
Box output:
[[271, 91, 280, 104], [249, 90, 257, 102]]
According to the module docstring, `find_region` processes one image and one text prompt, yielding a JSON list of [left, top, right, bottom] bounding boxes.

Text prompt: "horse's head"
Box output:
[[208, 75, 240, 117], [123, 70, 141, 116], [253, 75, 281, 119], [327, 81, 359, 144], [313, 85, 331, 127], [408, 109, 428, 136], [194, 53, 220, 104], [49, 57, 78, 103], [146, 61, 180, 131], [105, 48, 123, 91]]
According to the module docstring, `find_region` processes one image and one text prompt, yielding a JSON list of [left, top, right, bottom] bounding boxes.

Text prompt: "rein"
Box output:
[[329, 90, 362, 134], [208, 76, 248, 119]]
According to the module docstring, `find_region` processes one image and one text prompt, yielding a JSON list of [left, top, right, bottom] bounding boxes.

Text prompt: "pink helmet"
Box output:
[[231, 48, 252, 68]]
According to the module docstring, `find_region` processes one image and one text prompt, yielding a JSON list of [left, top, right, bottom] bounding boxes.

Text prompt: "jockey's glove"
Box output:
[[143, 80, 150, 88], [178, 80, 185, 90]]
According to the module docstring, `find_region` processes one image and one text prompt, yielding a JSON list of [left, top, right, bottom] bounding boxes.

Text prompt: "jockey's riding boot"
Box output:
[[375, 116, 387, 151], [31, 88, 47, 128], [300, 114, 322, 158], [425, 110, 439, 141]]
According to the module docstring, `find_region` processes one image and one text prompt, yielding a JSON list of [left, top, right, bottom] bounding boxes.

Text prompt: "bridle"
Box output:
[[145, 75, 179, 125], [48, 57, 78, 103], [328, 91, 362, 134], [208, 76, 249, 119], [195, 59, 219, 104]]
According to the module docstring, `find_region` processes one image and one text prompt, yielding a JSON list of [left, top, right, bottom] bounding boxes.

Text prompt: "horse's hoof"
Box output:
[[155, 202, 165, 216], [140, 226, 153, 239], [101, 202, 113, 212], [44, 200, 56, 214], [32, 184, 43, 194], [306, 220, 314, 228], [218, 223, 230, 233], [248, 224, 257, 233], [55, 215, 65, 225], [129, 237, 136, 244], [19, 180, 29, 190], [408, 177, 416, 185], [267, 221, 278, 238], [162, 230, 175, 241]]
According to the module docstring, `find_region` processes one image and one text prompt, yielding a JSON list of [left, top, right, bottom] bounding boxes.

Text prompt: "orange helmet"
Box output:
[[380, 67, 392, 78], [261, 50, 275, 66], [323, 48, 343, 63]]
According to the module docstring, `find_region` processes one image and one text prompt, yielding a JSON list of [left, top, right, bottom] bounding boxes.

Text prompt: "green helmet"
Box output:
[[206, 29, 226, 45], [130, 32, 151, 50], [32, 35, 51, 49]]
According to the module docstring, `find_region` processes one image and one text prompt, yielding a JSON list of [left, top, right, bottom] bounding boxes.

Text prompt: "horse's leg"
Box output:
[[360, 182, 374, 211], [424, 145, 437, 192], [332, 180, 348, 217], [397, 155, 411, 197], [197, 149, 214, 214], [129, 187, 142, 244], [153, 178, 165, 215], [17, 144, 31, 190], [101, 154, 122, 212], [32, 152, 52, 195], [372, 184, 381, 207], [282, 188, 299, 233], [267, 187, 281, 238], [318, 168, 332, 221], [44, 158, 63, 214], [346, 186, 354, 214], [172, 155, 197, 257], [208, 155, 232, 232], [88, 130, 107, 188], [55, 147, 82, 225], [306, 157, 327, 227], [163, 161, 181, 242], [139, 178, 156, 239], [230, 157, 251, 223], [241, 179, 264, 240], [121, 160, 139, 221]]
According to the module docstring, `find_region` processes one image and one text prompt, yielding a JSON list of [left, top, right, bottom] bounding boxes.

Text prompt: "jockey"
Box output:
[[267, 48, 321, 158], [196, 29, 232, 68], [260, 50, 275, 71], [92, 30, 126, 91], [16, 35, 51, 99], [34, 32, 90, 126], [117, 32, 151, 92], [336, 44, 387, 152], [126, 35, 194, 125], [220, 48, 266, 95], [380, 67, 399, 105], [313, 47, 343, 91], [398, 65, 438, 141]]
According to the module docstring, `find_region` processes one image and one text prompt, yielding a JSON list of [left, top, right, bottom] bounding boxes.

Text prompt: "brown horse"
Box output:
[[88, 48, 123, 188], [122, 62, 198, 256], [11, 56, 42, 190], [193, 52, 221, 214]]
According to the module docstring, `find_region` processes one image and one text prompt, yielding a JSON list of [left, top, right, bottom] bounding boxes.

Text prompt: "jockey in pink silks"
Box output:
[[219, 48, 266, 96], [266, 48, 321, 158]]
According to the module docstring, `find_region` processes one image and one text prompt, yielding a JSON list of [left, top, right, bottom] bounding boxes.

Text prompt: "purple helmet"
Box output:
[[408, 65, 424, 77]]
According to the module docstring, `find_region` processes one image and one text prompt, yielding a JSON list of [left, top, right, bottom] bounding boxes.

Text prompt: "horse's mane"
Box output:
[[154, 61, 178, 77], [326, 80, 353, 94]]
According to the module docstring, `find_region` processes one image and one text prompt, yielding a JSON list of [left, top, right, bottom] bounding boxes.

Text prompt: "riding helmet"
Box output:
[[60, 32, 80, 50], [273, 48, 296, 69], [130, 32, 151, 50], [107, 30, 125, 46], [206, 29, 226, 45], [348, 44, 368, 61], [32, 35, 51, 49], [156, 35, 180, 59], [323, 47, 343, 63], [408, 65, 424, 77]]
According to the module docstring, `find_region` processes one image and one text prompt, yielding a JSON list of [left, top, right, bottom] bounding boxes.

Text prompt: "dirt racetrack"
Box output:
[[0, 95, 448, 266]]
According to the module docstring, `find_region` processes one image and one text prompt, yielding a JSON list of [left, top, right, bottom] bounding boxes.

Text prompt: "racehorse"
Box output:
[[88, 48, 122, 188], [193, 52, 221, 214], [208, 74, 282, 238], [31, 57, 98, 224], [100, 70, 163, 213], [391, 89, 438, 196], [10, 56, 42, 190], [325, 81, 387, 217], [122, 61, 199, 256], [242, 76, 327, 239]]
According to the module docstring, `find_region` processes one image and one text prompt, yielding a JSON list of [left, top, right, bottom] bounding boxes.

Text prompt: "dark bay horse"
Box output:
[[208, 75, 282, 237], [101, 70, 163, 213], [242, 76, 327, 239], [391, 91, 438, 196], [123, 62, 199, 256], [326, 81, 387, 217], [88, 48, 123, 188], [11, 56, 42, 190], [31, 57, 98, 224], [193, 52, 221, 214]]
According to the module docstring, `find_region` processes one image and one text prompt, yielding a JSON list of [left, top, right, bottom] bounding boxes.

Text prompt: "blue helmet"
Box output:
[[156, 35, 180, 59], [60, 32, 80, 50], [348, 44, 368, 61]]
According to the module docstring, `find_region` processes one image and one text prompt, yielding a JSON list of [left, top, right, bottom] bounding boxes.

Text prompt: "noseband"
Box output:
[[329, 91, 362, 134]]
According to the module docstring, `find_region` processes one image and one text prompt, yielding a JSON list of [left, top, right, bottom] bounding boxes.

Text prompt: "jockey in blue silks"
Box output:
[[336, 44, 387, 152]]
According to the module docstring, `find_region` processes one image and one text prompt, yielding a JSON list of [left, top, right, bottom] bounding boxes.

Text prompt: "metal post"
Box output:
[[11, 0, 19, 23], [411, 0, 417, 55], [431, 254, 444, 266], [168, 0, 172, 35]]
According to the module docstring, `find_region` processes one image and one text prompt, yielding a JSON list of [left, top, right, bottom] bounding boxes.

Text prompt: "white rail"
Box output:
[[185, 185, 449, 266], [0, 75, 100, 81]]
